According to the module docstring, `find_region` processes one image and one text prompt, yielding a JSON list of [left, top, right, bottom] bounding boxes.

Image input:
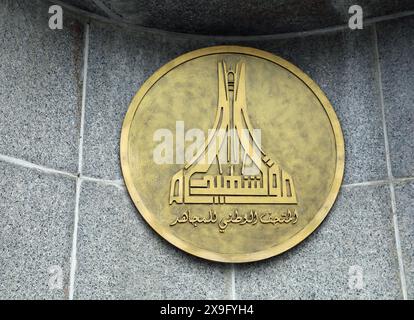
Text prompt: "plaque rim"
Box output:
[[120, 45, 345, 263]]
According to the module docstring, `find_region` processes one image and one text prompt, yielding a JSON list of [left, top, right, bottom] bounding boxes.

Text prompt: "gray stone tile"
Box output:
[[74, 180, 229, 299], [235, 185, 402, 299], [377, 16, 414, 178], [82, 22, 217, 180], [0, 0, 84, 173], [241, 27, 388, 185], [394, 180, 414, 299], [0, 160, 75, 299]]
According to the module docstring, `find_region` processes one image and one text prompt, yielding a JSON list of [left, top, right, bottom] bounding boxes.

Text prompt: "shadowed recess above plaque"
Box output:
[[53, 0, 414, 36]]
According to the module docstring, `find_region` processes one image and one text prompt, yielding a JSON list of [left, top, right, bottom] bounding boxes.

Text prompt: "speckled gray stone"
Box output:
[[0, 160, 75, 299], [82, 22, 218, 180], [245, 27, 388, 185], [58, 0, 414, 36], [74, 180, 230, 299], [0, 0, 84, 173], [235, 185, 402, 299], [394, 180, 414, 299], [377, 16, 414, 178]]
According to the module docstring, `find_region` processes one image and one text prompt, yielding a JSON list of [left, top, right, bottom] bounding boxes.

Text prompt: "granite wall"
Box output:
[[0, 0, 413, 299]]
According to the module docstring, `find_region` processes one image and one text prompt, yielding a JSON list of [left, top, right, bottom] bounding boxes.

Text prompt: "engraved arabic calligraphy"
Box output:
[[170, 209, 298, 233]]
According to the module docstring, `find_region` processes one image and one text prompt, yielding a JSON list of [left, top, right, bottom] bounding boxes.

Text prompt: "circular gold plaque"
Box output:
[[121, 46, 344, 263]]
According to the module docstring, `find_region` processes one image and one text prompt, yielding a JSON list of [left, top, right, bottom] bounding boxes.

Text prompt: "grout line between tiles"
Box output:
[[0, 153, 129, 188], [78, 23, 90, 175], [393, 177, 414, 184], [0, 154, 76, 179], [231, 264, 236, 300], [81, 175, 125, 189], [68, 178, 82, 300], [68, 23, 90, 300], [392, 214, 407, 299], [373, 24, 408, 300], [342, 179, 389, 188]]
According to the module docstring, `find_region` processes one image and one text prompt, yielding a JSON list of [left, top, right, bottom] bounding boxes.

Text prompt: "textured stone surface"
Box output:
[[0, 161, 75, 299], [0, 0, 84, 173], [0, 0, 412, 301], [394, 180, 414, 299], [246, 27, 388, 185], [74, 180, 230, 299], [377, 15, 414, 178], [82, 22, 217, 180], [57, 0, 414, 35], [235, 185, 402, 299], [52, 0, 109, 17]]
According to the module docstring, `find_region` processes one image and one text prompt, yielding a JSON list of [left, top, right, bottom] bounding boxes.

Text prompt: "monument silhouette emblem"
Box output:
[[170, 61, 297, 205]]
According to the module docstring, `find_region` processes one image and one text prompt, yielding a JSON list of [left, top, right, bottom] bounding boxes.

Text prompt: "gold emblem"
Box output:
[[121, 46, 344, 262], [170, 61, 297, 205]]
